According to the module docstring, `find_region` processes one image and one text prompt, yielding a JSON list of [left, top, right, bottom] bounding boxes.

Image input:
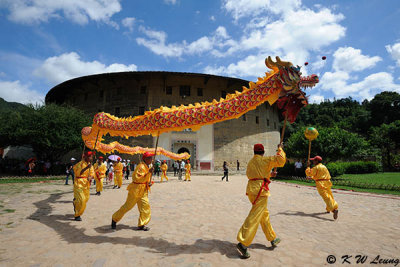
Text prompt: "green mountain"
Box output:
[[0, 97, 27, 112]]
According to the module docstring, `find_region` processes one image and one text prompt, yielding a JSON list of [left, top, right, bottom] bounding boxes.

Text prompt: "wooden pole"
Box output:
[[149, 131, 160, 184], [307, 140, 312, 167]]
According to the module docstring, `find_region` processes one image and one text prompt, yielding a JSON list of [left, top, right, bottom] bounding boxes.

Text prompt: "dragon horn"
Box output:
[[265, 56, 275, 69], [275, 56, 293, 68]]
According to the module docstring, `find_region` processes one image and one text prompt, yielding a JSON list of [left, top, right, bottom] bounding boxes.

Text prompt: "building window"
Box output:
[[221, 90, 227, 98], [180, 85, 191, 97], [197, 88, 203, 96], [242, 114, 246, 121], [140, 86, 147, 94], [139, 106, 145, 115], [267, 119, 270, 126], [256, 116, 259, 124], [115, 107, 120, 116], [274, 122, 277, 129], [84, 93, 88, 101], [99, 90, 104, 99], [166, 86, 172, 95]]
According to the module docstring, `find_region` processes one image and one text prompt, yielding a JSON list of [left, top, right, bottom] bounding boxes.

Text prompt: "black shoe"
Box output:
[[333, 209, 339, 220], [137, 225, 150, 231], [113, 185, 117, 189], [111, 220, 116, 229], [236, 243, 250, 259], [74, 216, 82, 221], [118, 186, 121, 189]]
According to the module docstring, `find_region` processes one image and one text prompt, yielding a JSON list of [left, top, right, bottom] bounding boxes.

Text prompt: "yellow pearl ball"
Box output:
[[304, 127, 319, 141]]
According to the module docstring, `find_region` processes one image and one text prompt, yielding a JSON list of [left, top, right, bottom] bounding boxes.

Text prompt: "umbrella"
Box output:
[[108, 155, 121, 161], [25, 157, 37, 165]]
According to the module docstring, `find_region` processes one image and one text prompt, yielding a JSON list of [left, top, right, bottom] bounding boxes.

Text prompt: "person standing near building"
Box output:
[[305, 156, 339, 220], [294, 159, 303, 177], [237, 160, 240, 171], [72, 151, 95, 221], [94, 156, 107, 196], [125, 160, 131, 180], [184, 160, 191, 181], [173, 161, 178, 176], [160, 160, 169, 182], [65, 158, 76, 185], [221, 161, 229, 182], [236, 144, 286, 259], [154, 160, 161, 178], [113, 158, 123, 189], [111, 152, 154, 231]]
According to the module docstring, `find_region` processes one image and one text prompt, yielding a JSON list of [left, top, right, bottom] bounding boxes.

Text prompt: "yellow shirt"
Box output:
[[161, 163, 168, 172], [246, 147, 286, 196], [126, 163, 152, 196], [185, 163, 191, 172], [305, 163, 332, 189], [114, 162, 123, 174], [94, 162, 107, 179], [73, 160, 95, 189]]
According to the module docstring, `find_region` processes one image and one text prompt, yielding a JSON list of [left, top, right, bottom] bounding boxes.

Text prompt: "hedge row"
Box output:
[[277, 161, 381, 177]]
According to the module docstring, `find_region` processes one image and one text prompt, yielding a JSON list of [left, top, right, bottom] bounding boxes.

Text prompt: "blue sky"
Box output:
[[0, 0, 399, 104]]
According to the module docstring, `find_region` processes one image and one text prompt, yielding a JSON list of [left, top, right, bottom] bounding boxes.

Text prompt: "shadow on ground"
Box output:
[[28, 192, 271, 259], [277, 210, 334, 222]]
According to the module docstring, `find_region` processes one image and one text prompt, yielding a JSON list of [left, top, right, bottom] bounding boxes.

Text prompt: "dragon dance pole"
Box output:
[[304, 127, 319, 167], [272, 112, 288, 176], [149, 131, 160, 184]]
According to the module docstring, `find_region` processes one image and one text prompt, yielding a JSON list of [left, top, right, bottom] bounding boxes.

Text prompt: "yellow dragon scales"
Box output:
[[82, 56, 319, 158]]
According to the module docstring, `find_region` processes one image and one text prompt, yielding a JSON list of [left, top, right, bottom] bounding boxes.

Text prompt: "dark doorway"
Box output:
[[177, 147, 190, 155]]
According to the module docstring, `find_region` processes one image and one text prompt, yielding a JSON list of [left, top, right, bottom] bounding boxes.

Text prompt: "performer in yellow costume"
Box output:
[[306, 156, 339, 220], [111, 152, 154, 231], [184, 160, 191, 181], [94, 156, 107, 195], [72, 151, 95, 221], [160, 160, 169, 182], [236, 144, 286, 259], [113, 158, 123, 189]]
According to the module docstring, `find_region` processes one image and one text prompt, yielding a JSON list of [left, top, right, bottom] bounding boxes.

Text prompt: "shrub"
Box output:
[[327, 161, 381, 177]]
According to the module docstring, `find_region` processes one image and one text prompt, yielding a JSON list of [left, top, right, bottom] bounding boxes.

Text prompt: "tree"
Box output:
[[368, 91, 400, 126], [0, 104, 91, 161], [370, 120, 400, 169], [285, 127, 372, 162]]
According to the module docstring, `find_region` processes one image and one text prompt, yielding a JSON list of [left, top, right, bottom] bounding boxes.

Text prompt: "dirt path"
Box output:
[[0, 175, 399, 266]]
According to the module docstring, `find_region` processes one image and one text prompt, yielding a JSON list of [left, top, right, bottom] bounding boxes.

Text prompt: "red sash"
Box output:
[[249, 178, 271, 205]]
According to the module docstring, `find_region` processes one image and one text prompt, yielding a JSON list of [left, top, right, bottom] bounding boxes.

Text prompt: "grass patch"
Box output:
[[3, 209, 15, 213], [0, 176, 65, 184], [275, 177, 400, 196], [337, 172, 400, 185]]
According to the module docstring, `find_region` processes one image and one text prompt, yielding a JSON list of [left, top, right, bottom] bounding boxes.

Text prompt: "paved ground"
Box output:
[[0, 174, 399, 267]]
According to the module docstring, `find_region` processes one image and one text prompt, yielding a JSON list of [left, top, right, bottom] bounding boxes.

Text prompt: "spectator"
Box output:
[[222, 161, 229, 182], [294, 159, 303, 177], [65, 158, 76, 185], [237, 160, 240, 171]]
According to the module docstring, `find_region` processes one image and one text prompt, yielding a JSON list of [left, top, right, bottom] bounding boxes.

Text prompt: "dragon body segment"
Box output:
[[82, 56, 319, 156]]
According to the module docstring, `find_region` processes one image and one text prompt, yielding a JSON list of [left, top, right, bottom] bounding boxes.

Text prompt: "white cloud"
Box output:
[[320, 71, 400, 100], [33, 52, 137, 85], [210, 16, 216, 21], [122, 17, 135, 32], [204, 54, 266, 77], [386, 42, 400, 66], [164, 0, 177, 4], [333, 47, 381, 72], [0, 80, 44, 104], [0, 0, 121, 27], [309, 94, 325, 104], [136, 26, 234, 58], [223, 0, 301, 21]]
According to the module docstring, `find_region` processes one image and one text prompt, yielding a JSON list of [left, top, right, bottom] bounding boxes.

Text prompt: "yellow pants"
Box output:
[[73, 182, 90, 217], [96, 178, 103, 192], [237, 194, 276, 247], [114, 172, 123, 187], [161, 171, 169, 182], [317, 186, 338, 212], [112, 191, 151, 227], [184, 172, 191, 181]]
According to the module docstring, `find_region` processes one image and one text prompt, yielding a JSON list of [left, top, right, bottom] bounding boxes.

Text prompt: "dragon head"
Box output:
[[265, 56, 319, 93]]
